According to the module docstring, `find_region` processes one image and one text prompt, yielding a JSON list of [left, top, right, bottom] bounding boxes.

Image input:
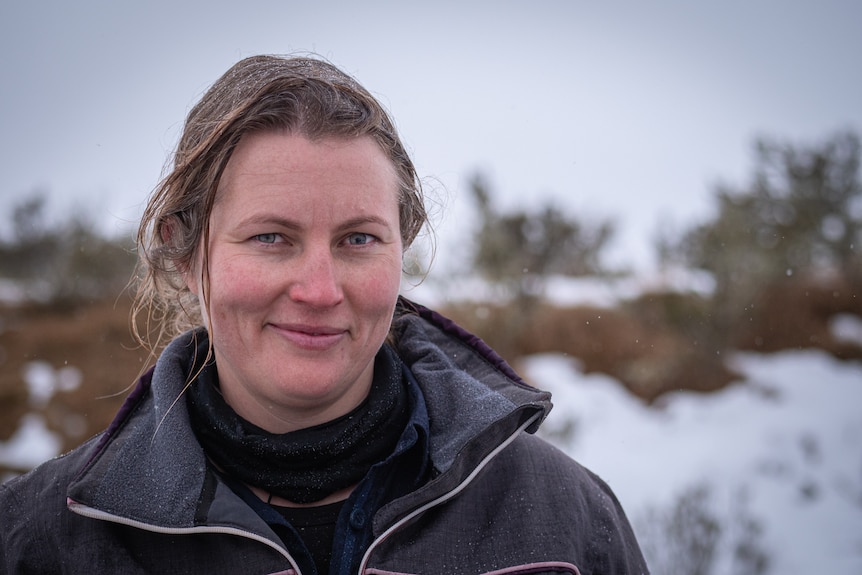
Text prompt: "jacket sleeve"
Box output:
[[0, 465, 68, 574], [574, 464, 650, 574], [508, 434, 650, 574]]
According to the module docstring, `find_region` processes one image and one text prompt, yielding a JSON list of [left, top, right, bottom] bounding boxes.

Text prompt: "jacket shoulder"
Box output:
[[2, 434, 101, 501], [372, 431, 649, 574], [507, 433, 616, 488], [1, 436, 102, 571], [487, 432, 649, 573], [496, 433, 627, 508]]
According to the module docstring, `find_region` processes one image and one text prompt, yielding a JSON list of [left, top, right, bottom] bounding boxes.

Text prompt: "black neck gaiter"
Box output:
[[186, 344, 409, 504]]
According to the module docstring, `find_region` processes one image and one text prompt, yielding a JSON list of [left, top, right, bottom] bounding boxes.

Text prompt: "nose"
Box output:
[[287, 247, 344, 308]]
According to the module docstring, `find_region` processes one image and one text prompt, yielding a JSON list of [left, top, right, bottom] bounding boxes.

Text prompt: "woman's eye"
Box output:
[[254, 233, 279, 244], [346, 233, 374, 246]]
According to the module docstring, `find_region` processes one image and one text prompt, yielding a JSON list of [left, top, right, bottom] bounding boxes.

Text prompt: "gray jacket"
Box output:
[[0, 300, 648, 574]]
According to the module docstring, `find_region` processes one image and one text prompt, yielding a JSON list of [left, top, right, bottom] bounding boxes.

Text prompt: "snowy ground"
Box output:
[[2, 278, 861, 572], [524, 347, 862, 573], [403, 274, 862, 570], [0, 360, 82, 475]]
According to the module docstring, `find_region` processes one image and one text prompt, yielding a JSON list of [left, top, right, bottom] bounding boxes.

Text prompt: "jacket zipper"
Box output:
[[69, 410, 542, 575], [357, 412, 543, 573], [67, 500, 304, 574]]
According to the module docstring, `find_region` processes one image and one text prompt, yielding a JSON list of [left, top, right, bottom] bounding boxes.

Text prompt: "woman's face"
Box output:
[[187, 131, 403, 432]]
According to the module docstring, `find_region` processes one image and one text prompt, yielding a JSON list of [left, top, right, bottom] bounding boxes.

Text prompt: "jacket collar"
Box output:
[[68, 330, 211, 527], [67, 298, 552, 529], [392, 297, 551, 473]]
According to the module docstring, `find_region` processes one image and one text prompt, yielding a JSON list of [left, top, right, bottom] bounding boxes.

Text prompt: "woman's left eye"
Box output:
[[254, 233, 279, 244], [346, 233, 375, 246]]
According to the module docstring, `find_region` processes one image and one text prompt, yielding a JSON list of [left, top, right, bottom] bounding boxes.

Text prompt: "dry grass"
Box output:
[[441, 299, 737, 403], [1, 274, 859, 475], [733, 273, 862, 359], [0, 296, 148, 455]]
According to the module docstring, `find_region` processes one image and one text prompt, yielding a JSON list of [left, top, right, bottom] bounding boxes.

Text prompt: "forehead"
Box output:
[[213, 131, 400, 219]]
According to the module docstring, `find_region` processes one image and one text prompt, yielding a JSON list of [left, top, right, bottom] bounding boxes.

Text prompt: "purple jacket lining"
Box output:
[[399, 297, 528, 387], [76, 367, 155, 478]]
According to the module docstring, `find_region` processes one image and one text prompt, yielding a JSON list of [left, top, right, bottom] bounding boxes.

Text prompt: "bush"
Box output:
[[0, 193, 137, 307], [666, 131, 862, 342], [636, 483, 770, 575], [467, 173, 616, 303]]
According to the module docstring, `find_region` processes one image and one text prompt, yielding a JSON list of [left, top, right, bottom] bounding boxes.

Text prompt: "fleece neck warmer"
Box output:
[[187, 343, 409, 504]]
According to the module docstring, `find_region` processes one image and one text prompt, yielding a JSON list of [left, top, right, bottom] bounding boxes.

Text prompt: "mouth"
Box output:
[[268, 322, 347, 350]]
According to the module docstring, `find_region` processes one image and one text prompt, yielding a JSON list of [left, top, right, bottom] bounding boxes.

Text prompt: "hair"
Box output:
[[132, 54, 428, 352]]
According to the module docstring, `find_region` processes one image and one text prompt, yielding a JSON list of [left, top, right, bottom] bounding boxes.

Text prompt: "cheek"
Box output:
[[207, 258, 276, 316], [352, 259, 403, 316]]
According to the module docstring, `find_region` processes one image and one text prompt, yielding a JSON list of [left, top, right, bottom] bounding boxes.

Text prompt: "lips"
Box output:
[[268, 322, 347, 350]]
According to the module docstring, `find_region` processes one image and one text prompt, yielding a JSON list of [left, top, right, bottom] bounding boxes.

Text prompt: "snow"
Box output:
[[1, 293, 860, 571], [0, 279, 27, 305], [403, 267, 716, 309], [0, 361, 82, 474], [523, 349, 862, 573], [0, 414, 62, 472], [23, 360, 82, 408], [830, 313, 862, 346]]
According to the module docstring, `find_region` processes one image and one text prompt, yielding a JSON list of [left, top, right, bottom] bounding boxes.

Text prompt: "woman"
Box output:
[[0, 55, 648, 574]]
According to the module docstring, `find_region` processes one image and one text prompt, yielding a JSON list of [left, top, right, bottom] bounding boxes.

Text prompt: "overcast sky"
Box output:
[[2, 0, 860, 272]]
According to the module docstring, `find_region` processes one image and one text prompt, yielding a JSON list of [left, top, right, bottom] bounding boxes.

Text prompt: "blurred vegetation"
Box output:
[[468, 172, 617, 303], [636, 483, 770, 575], [1, 132, 860, 572], [0, 194, 143, 470], [443, 129, 862, 401], [659, 130, 862, 346], [0, 193, 137, 308], [1, 129, 861, 474]]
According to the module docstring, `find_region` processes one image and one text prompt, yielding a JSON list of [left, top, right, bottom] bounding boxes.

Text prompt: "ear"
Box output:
[[160, 216, 200, 295], [182, 258, 201, 297]]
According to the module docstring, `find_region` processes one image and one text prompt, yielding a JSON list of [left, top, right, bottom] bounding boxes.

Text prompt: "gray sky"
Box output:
[[2, 0, 860, 271]]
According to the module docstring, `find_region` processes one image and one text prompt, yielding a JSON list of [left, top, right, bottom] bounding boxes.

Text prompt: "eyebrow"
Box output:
[[236, 214, 302, 230], [336, 215, 395, 233]]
